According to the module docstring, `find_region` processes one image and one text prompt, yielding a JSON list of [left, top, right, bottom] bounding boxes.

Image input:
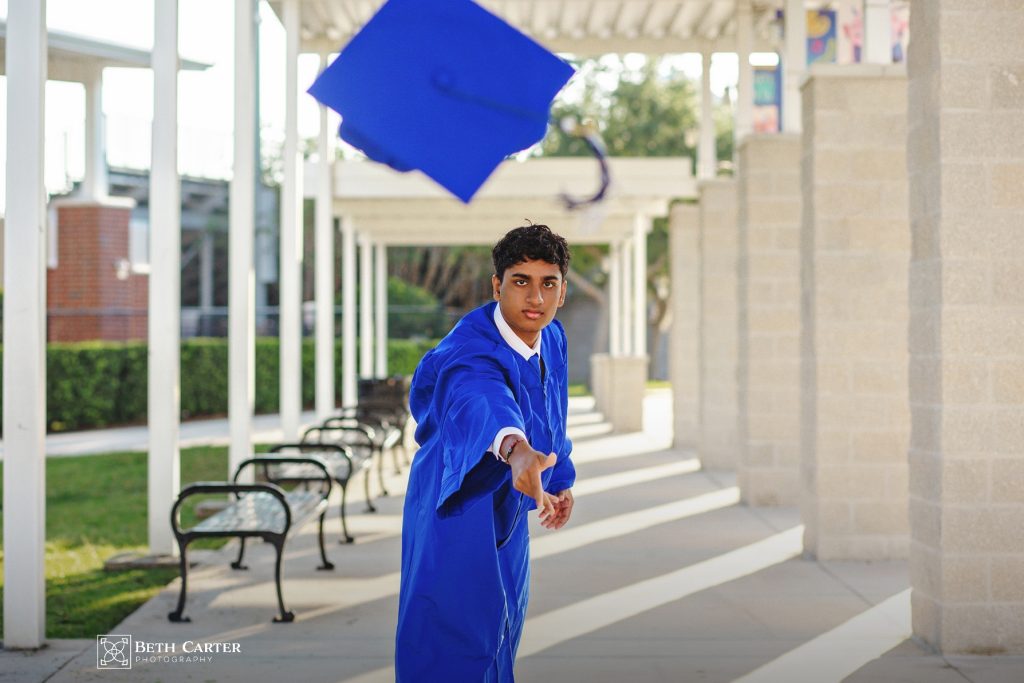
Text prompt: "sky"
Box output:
[[0, 0, 750, 213]]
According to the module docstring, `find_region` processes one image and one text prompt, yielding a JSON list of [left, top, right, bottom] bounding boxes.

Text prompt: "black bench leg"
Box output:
[[231, 537, 249, 570], [392, 444, 403, 475], [339, 481, 355, 544], [168, 540, 192, 623], [316, 511, 335, 571], [377, 449, 390, 497], [363, 468, 377, 513], [270, 539, 294, 623]]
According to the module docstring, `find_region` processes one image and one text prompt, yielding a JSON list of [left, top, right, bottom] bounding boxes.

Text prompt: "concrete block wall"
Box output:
[[800, 66, 911, 560], [669, 203, 700, 449], [907, 0, 1024, 654], [698, 179, 739, 471], [736, 134, 802, 505]]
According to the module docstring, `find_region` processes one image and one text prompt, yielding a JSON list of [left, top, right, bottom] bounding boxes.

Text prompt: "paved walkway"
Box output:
[[2, 391, 1022, 682], [0, 410, 320, 458]]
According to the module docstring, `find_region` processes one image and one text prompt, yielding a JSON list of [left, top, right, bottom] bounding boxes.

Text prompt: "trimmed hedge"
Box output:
[[0, 338, 435, 433]]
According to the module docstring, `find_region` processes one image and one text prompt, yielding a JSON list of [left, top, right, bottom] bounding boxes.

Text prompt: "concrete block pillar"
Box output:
[[669, 203, 700, 449], [800, 65, 910, 560], [907, 1, 1024, 654], [591, 354, 648, 433], [736, 134, 802, 505], [698, 179, 738, 470]]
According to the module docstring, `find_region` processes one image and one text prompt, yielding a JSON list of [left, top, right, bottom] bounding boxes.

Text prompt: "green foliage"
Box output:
[[387, 276, 451, 338], [542, 57, 696, 162], [0, 338, 436, 434], [0, 445, 231, 638]]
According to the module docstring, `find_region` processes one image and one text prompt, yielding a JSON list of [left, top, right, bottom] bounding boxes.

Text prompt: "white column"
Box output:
[[229, 0, 257, 477], [314, 52, 335, 421], [863, 0, 892, 65], [632, 215, 648, 358], [3, 0, 47, 649], [359, 235, 374, 379], [735, 0, 754, 143], [620, 237, 634, 356], [375, 242, 388, 378], [279, 0, 302, 440], [148, 0, 181, 557], [608, 242, 621, 356], [342, 217, 358, 406], [698, 50, 716, 179], [783, 0, 807, 133], [82, 66, 108, 200]]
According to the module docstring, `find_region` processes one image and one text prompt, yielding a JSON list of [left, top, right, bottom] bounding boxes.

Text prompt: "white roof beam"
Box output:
[[559, 1, 584, 39], [587, 0, 618, 39], [697, 0, 734, 40], [669, 1, 705, 39], [641, 2, 677, 39]]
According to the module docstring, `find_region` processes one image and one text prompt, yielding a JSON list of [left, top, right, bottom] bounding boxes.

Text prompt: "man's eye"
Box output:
[[514, 280, 527, 286], [543, 282, 555, 288]]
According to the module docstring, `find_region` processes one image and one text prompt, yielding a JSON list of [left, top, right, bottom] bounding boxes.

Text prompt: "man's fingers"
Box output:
[[540, 452, 557, 471]]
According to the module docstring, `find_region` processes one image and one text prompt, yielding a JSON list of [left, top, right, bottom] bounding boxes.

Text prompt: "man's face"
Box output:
[[492, 258, 567, 346]]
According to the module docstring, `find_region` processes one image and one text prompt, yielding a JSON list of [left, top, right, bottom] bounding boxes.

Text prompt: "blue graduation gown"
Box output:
[[395, 302, 575, 682]]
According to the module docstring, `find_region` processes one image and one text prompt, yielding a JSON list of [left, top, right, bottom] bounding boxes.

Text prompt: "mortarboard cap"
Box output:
[[308, 0, 575, 203]]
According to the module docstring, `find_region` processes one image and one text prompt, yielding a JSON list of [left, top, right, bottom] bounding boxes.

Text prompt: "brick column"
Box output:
[[800, 66, 910, 560], [47, 198, 147, 342], [736, 134, 802, 505], [908, 1, 1024, 654], [698, 179, 738, 470], [669, 203, 699, 448]]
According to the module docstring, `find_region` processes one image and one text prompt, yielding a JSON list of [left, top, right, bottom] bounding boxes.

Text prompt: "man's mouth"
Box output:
[[523, 310, 543, 320]]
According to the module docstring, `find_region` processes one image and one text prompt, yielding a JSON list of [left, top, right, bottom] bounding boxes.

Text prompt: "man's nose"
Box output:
[[527, 286, 544, 304]]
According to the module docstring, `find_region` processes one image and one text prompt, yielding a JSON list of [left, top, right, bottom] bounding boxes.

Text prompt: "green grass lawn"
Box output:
[[0, 445, 236, 639]]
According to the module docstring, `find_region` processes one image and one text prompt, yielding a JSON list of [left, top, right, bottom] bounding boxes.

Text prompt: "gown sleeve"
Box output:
[[433, 347, 525, 517], [545, 436, 574, 494]]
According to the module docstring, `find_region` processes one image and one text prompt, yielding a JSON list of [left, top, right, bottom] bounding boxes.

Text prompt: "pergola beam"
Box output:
[[229, 0, 258, 479], [148, 0, 182, 557], [3, 0, 48, 650]]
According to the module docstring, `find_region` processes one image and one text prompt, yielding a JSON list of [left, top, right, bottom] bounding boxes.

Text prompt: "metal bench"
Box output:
[[168, 456, 334, 624], [269, 441, 371, 544]]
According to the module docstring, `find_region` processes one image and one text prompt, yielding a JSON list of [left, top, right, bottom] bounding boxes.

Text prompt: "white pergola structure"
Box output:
[[0, 20, 209, 201], [2, 2, 211, 649], [307, 157, 693, 414], [5, 0, 870, 649]]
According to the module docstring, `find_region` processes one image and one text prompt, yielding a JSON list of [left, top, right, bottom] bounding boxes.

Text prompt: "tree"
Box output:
[[539, 56, 734, 362]]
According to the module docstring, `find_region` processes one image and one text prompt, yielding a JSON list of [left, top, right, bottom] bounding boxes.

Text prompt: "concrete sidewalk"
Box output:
[[2, 391, 1021, 682], [0, 410, 321, 459]]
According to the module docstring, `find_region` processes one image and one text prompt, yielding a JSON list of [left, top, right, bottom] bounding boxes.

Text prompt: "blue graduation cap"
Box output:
[[308, 0, 575, 203]]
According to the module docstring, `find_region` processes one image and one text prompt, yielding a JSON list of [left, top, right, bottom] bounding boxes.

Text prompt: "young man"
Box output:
[[396, 224, 576, 682]]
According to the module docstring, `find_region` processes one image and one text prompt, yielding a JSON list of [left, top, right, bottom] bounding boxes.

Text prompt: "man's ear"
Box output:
[[492, 273, 501, 301], [557, 279, 567, 307]]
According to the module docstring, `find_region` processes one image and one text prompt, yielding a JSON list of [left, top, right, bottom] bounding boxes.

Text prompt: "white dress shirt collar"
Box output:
[[493, 303, 541, 361]]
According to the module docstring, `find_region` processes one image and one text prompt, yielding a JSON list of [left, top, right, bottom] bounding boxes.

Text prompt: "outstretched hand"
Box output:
[[507, 444, 557, 520], [540, 489, 574, 530]]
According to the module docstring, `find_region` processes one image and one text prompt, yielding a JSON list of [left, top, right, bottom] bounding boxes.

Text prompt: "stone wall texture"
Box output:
[[800, 66, 911, 560], [670, 203, 700, 449], [698, 179, 739, 470], [736, 134, 802, 505], [907, 0, 1024, 654]]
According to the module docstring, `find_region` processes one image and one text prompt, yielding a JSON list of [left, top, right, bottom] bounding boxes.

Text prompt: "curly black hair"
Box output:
[[491, 223, 571, 281]]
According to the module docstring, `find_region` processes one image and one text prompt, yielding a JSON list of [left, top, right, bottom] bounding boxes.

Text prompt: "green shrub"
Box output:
[[0, 337, 436, 434]]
